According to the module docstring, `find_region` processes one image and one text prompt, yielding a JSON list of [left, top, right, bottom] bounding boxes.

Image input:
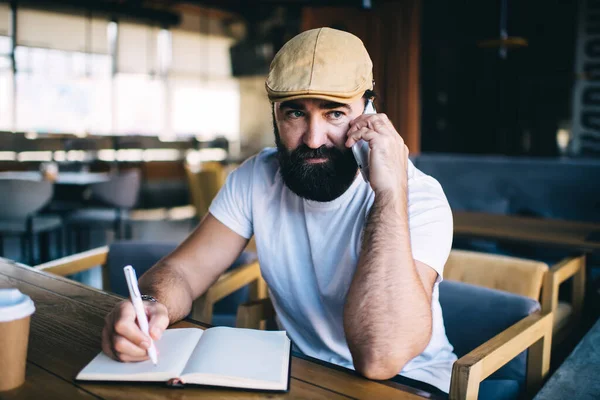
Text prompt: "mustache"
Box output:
[[289, 144, 342, 161]]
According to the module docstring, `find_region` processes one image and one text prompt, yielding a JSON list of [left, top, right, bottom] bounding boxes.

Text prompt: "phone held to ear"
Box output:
[[352, 98, 376, 182]]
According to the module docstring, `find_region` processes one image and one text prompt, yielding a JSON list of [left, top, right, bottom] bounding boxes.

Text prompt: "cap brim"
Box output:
[[268, 91, 365, 105]]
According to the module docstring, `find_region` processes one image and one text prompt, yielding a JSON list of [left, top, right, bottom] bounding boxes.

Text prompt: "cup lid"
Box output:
[[0, 289, 35, 322]]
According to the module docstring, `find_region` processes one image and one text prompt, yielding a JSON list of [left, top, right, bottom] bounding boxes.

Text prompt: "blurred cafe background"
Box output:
[[1, 0, 600, 397]]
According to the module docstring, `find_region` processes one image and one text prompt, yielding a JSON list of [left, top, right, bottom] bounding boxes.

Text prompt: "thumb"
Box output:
[[145, 302, 169, 341]]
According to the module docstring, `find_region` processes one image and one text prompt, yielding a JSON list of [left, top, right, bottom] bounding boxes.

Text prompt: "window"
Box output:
[[0, 36, 11, 56], [170, 30, 234, 77], [1, 8, 242, 141], [0, 4, 11, 38], [0, 5, 12, 131], [114, 74, 165, 135], [168, 30, 238, 139], [170, 77, 205, 136], [0, 69, 11, 131], [15, 46, 111, 134], [17, 9, 85, 51], [170, 77, 239, 139], [12, 9, 112, 134], [117, 23, 158, 74]]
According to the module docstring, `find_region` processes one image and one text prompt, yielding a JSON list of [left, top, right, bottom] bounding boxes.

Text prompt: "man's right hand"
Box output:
[[101, 300, 169, 362]]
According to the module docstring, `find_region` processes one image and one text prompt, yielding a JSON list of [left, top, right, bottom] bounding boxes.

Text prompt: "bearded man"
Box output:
[[101, 27, 456, 395]]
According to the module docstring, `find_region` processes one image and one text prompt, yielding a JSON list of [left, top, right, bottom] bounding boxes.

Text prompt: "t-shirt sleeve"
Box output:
[[408, 174, 453, 282], [208, 159, 254, 239]]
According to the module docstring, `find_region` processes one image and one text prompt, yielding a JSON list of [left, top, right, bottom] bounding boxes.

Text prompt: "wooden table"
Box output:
[[0, 171, 110, 185], [453, 211, 600, 253], [533, 317, 600, 400], [0, 259, 439, 400]]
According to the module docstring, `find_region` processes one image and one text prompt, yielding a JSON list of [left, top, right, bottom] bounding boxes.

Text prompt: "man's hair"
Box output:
[[363, 89, 376, 106]]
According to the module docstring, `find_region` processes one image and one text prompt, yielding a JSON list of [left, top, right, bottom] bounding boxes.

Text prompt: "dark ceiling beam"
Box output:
[[0, 0, 181, 26], [185, 0, 372, 15]]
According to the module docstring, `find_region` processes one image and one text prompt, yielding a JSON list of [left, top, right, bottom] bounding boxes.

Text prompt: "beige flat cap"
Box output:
[[266, 27, 374, 104]]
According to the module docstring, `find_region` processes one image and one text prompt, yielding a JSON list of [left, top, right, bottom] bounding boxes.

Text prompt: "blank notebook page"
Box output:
[[182, 327, 289, 384], [77, 328, 203, 381]]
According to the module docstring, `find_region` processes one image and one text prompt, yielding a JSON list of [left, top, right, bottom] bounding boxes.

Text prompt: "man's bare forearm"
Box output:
[[138, 261, 196, 324], [343, 190, 432, 379], [136, 214, 250, 325]]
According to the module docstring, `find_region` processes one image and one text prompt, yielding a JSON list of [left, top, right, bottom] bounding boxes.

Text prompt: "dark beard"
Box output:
[[274, 121, 359, 202]]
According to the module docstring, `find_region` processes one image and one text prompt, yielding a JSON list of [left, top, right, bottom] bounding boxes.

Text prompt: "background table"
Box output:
[[453, 211, 600, 253], [533, 317, 600, 400], [0, 259, 441, 399], [0, 171, 110, 185]]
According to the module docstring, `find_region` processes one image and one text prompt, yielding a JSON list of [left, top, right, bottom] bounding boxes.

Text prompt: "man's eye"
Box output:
[[287, 110, 304, 118], [329, 111, 344, 119]]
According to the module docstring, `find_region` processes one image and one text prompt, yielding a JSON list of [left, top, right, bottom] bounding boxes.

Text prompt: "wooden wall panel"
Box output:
[[302, 0, 422, 153]]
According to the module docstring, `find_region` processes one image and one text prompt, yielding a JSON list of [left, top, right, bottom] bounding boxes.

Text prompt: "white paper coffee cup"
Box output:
[[0, 289, 35, 391]]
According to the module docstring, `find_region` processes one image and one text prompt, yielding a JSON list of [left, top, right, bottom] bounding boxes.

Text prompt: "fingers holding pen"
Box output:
[[114, 334, 151, 362], [114, 301, 152, 346], [102, 315, 149, 362], [145, 302, 169, 341], [101, 300, 155, 362]]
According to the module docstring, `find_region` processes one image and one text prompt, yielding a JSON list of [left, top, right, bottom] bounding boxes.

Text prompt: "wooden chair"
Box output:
[[35, 241, 266, 324], [444, 249, 586, 345], [183, 161, 257, 254], [235, 281, 553, 400], [184, 161, 226, 219]]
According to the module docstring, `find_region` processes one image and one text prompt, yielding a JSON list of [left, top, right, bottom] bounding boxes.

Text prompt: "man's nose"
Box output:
[[303, 117, 328, 149]]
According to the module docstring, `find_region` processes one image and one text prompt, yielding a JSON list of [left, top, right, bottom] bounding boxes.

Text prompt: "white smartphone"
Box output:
[[351, 98, 376, 182]]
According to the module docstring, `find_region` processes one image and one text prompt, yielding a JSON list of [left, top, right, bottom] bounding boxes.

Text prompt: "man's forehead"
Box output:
[[278, 98, 353, 111]]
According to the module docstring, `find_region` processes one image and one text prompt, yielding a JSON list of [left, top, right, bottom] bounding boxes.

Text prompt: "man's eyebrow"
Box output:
[[279, 101, 352, 111], [320, 102, 351, 111], [280, 101, 305, 110]]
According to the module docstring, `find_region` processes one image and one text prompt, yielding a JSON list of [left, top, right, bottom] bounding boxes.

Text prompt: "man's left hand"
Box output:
[[345, 113, 409, 199]]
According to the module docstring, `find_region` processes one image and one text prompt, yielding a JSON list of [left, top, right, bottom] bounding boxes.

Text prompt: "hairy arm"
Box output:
[[138, 213, 249, 324], [343, 189, 438, 380], [344, 112, 440, 380]]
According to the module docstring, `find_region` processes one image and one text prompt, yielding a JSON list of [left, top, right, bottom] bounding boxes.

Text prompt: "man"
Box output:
[[101, 27, 457, 394]]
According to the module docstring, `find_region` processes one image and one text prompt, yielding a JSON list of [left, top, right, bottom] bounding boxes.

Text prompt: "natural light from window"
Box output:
[[0, 8, 241, 142]]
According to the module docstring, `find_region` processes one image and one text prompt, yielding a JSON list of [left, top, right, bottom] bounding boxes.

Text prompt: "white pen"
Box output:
[[123, 265, 158, 365]]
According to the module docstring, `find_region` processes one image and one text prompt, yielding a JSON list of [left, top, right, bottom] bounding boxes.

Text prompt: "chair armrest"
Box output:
[[444, 250, 548, 301], [541, 255, 586, 316], [236, 297, 275, 329], [450, 311, 553, 400], [35, 246, 109, 276], [190, 260, 263, 323]]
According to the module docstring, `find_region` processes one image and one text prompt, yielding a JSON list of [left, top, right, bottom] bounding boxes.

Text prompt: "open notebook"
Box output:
[[77, 327, 291, 392]]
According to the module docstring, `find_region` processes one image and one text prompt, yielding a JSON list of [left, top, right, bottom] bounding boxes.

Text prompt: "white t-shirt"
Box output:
[[209, 148, 457, 393]]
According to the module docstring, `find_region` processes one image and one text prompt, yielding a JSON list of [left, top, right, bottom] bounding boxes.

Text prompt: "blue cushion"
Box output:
[[415, 153, 600, 223], [211, 314, 237, 327], [453, 237, 505, 255], [439, 280, 540, 382], [478, 379, 521, 400], [107, 241, 179, 296], [212, 251, 258, 315]]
